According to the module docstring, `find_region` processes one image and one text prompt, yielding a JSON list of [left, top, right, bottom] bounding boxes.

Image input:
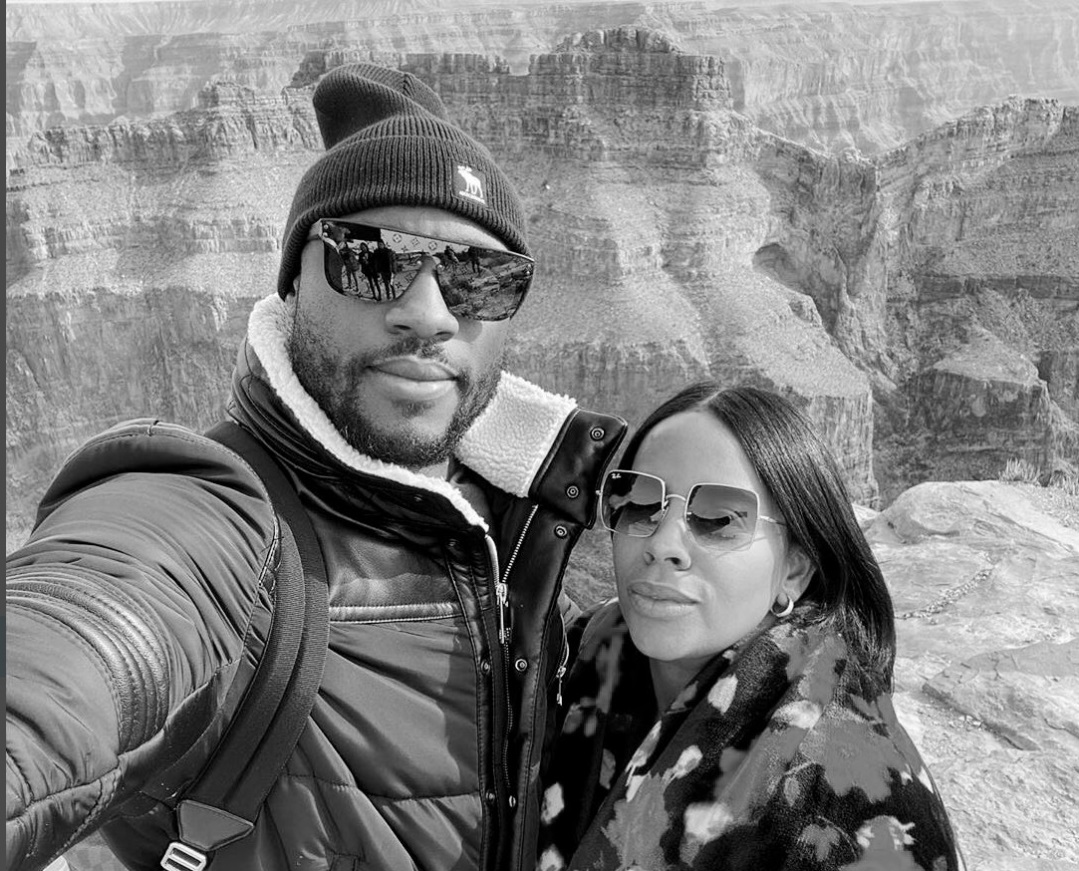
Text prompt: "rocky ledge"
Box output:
[[868, 481, 1079, 871]]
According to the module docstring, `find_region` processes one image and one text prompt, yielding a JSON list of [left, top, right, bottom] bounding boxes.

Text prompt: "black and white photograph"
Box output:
[[6, 1, 1078, 870]]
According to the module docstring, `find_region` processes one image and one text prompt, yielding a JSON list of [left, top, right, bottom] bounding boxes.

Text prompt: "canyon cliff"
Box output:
[[7, 7, 1078, 529], [8, 0, 1079, 153]]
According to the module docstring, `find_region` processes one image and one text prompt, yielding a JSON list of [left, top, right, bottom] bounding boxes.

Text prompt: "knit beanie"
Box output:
[[277, 63, 529, 298]]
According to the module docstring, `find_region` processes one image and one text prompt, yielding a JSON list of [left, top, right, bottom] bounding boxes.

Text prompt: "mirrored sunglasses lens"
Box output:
[[602, 471, 664, 536], [321, 237, 381, 300], [687, 485, 759, 549], [322, 220, 531, 320], [434, 251, 532, 321]]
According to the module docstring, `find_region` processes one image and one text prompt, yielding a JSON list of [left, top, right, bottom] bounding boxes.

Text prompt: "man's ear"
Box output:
[[782, 543, 816, 603]]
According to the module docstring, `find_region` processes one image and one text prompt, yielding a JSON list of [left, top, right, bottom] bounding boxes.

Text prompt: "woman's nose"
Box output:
[[643, 498, 692, 569]]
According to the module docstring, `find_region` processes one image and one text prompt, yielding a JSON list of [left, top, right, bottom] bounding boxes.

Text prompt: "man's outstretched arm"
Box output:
[[6, 421, 278, 871]]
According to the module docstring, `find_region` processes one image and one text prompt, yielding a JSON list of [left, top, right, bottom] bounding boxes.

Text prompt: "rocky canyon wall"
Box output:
[[640, 0, 1079, 153], [872, 99, 1079, 499], [7, 3, 1079, 539], [7, 0, 1079, 153]]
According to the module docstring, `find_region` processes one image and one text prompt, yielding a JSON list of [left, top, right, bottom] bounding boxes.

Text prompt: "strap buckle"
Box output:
[[161, 841, 208, 871]]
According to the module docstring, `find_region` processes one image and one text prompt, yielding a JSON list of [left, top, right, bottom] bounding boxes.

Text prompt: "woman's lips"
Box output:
[[628, 581, 696, 604], [626, 581, 698, 617]]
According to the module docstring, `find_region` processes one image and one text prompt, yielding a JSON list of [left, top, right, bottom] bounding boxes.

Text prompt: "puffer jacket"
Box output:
[[6, 293, 626, 871]]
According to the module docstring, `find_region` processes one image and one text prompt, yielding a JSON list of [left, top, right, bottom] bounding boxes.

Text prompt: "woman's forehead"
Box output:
[[634, 410, 767, 498]]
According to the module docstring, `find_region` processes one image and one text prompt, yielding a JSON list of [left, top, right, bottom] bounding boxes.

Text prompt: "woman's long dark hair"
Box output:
[[618, 381, 897, 681]]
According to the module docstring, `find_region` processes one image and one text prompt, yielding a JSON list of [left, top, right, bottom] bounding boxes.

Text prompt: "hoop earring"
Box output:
[[771, 595, 794, 619]]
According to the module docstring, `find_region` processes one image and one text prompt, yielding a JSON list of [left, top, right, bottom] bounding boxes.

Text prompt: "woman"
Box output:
[[538, 383, 964, 871]]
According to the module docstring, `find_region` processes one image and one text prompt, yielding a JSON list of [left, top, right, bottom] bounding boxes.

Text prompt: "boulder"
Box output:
[[909, 329, 1057, 481]]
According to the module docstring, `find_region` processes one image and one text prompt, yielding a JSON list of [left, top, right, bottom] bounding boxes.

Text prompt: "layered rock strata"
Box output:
[[7, 20, 1079, 529], [7, 36, 887, 537], [7, 0, 1079, 154]]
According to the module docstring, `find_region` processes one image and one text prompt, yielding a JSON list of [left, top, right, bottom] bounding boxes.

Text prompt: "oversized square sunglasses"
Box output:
[[598, 469, 786, 552], [309, 218, 535, 321]]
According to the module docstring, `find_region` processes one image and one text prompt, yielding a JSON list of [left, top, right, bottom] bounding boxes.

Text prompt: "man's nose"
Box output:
[[384, 262, 459, 340]]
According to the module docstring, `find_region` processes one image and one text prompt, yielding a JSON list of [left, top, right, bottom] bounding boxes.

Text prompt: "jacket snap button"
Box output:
[[508, 796, 518, 809], [480, 659, 491, 675], [590, 427, 605, 440], [485, 790, 496, 803], [565, 485, 580, 498], [554, 525, 568, 538], [514, 657, 528, 673]]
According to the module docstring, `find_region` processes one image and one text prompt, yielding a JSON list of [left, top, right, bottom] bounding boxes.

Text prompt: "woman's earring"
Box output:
[[770, 594, 794, 619]]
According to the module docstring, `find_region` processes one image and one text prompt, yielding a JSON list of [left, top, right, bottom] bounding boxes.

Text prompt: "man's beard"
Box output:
[[288, 311, 503, 469]]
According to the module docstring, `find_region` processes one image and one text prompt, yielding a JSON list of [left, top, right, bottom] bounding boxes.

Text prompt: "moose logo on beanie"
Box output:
[[277, 63, 528, 299], [454, 165, 487, 205]]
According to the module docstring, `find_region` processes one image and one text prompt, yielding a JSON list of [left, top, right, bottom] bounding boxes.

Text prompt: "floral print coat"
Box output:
[[537, 601, 964, 871]]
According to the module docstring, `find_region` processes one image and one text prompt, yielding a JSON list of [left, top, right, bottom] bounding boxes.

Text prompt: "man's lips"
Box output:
[[627, 581, 697, 605], [371, 357, 457, 382]]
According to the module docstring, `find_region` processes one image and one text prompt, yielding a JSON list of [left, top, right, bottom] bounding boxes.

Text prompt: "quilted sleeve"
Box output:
[[5, 420, 278, 871]]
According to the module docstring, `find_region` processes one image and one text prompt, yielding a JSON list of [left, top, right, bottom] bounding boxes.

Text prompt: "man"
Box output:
[[370, 237, 395, 297], [358, 240, 381, 297], [6, 64, 625, 871], [320, 219, 361, 292]]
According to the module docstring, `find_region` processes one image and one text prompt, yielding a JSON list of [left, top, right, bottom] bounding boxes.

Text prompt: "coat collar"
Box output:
[[244, 293, 579, 531]]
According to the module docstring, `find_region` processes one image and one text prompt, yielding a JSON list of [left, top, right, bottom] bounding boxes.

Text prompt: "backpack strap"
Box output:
[[161, 421, 328, 871]]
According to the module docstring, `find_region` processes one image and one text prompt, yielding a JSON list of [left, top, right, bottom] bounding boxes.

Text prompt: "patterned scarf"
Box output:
[[537, 602, 964, 871]]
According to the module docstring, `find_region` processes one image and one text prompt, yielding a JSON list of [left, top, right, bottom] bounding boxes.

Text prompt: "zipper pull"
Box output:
[[554, 632, 570, 707], [484, 534, 512, 648], [496, 580, 510, 645]]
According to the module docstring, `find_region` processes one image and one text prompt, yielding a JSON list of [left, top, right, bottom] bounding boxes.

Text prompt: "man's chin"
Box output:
[[342, 369, 500, 469], [305, 357, 502, 470], [361, 388, 460, 438], [346, 420, 458, 469], [333, 392, 462, 469]]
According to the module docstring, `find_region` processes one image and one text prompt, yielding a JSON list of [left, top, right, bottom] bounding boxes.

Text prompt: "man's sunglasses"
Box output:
[[598, 469, 786, 552], [310, 218, 535, 321]]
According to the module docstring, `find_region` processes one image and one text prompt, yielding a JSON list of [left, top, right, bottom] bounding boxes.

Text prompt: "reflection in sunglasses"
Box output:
[[314, 218, 535, 321]]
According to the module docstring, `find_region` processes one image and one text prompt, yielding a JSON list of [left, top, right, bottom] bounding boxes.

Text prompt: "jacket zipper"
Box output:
[[495, 505, 538, 646], [482, 505, 538, 853]]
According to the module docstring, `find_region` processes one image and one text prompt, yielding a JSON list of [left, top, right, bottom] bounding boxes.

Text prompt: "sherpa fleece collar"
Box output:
[[246, 293, 578, 531]]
